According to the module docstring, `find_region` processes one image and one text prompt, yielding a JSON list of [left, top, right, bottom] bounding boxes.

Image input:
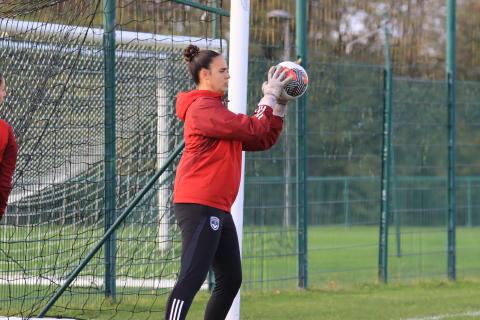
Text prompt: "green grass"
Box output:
[[236, 280, 480, 320], [2, 226, 479, 285], [243, 225, 480, 289], [0, 224, 183, 279], [2, 225, 479, 318], [7, 280, 479, 319]]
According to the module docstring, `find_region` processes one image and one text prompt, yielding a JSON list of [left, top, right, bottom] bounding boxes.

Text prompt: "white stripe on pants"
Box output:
[[169, 298, 185, 320]]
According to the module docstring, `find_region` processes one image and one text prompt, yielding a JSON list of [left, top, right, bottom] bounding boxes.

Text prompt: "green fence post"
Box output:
[[378, 18, 393, 284], [394, 177, 402, 257], [103, 0, 116, 300], [211, 0, 219, 39], [296, 0, 308, 289], [344, 178, 350, 228], [446, 0, 457, 281], [467, 177, 472, 227]]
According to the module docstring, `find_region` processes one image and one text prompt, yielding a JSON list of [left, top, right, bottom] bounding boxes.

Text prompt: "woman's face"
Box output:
[[200, 55, 230, 93], [0, 78, 7, 105]]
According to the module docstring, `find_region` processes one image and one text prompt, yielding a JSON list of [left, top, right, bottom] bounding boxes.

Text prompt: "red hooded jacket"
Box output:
[[173, 90, 283, 212], [0, 119, 17, 219]]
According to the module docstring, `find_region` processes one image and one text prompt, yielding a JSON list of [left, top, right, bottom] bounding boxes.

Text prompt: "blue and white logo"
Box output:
[[210, 216, 220, 231]]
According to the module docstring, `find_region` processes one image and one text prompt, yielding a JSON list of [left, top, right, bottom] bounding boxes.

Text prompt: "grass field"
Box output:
[[21, 280, 480, 319], [201, 281, 480, 320], [1, 225, 479, 318], [243, 225, 480, 289]]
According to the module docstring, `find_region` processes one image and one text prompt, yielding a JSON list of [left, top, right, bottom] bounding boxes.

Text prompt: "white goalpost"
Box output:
[[226, 0, 250, 319]]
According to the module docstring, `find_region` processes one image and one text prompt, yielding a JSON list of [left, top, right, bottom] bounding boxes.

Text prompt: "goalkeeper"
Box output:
[[165, 44, 292, 320], [0, 73, 18, 221]]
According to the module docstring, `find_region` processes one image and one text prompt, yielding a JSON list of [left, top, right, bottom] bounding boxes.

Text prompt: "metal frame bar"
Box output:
[[446, 0, 457, 281], [38, 141, 185, 317], [171, 0, 229, 17]]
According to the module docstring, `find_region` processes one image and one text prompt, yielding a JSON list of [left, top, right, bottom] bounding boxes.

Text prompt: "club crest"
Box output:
[[210, 216, 220, 231]]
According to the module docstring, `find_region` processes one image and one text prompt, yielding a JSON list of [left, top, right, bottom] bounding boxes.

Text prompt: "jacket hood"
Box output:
[[176, 90, 224, 121]]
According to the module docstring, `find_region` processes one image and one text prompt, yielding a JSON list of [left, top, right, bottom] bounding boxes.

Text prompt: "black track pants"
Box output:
[[165, 203, 242, 320]]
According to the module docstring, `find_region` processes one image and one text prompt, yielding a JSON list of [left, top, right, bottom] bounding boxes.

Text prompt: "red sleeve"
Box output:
[[189, 98, 275, 142], [0, 125, 17, 219], [242, 115, 283, 151]]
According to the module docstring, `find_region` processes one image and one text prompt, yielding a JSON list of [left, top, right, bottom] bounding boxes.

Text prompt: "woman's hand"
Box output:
[[262, 66, 293, 99]]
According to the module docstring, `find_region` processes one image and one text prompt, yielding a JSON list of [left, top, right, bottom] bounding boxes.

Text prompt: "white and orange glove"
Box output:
[[261, 77, 294, 117], [258, 65, 293, 111]]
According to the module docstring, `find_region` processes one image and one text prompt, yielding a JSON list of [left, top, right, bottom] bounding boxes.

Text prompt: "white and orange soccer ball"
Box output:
[[277, 61, 309, 99]]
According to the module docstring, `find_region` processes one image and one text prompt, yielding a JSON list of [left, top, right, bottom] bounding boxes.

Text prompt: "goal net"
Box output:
[[0, 1, 226, 318]]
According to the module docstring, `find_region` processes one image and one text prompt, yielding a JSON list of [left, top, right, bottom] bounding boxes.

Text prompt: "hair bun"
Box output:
[[183, 44, 200, 63]]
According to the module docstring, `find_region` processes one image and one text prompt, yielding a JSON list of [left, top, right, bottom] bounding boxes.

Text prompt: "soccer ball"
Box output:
[[277, 61, 309, 98]]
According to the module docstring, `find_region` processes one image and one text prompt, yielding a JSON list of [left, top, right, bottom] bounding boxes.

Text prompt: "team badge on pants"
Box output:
[[210, 216, 220, 231]]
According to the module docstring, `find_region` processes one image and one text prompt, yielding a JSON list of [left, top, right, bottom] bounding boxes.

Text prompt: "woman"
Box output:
[[165, 44, 291, 320], [0, 73, 18, 221]]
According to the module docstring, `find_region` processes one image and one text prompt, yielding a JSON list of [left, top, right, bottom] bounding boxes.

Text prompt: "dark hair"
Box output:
[[183, 44, 221, 85], [0, 73, 4, 86]]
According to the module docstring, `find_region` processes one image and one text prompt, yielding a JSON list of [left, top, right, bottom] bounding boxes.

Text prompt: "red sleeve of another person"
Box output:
[[0, 124, 17, 219]]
